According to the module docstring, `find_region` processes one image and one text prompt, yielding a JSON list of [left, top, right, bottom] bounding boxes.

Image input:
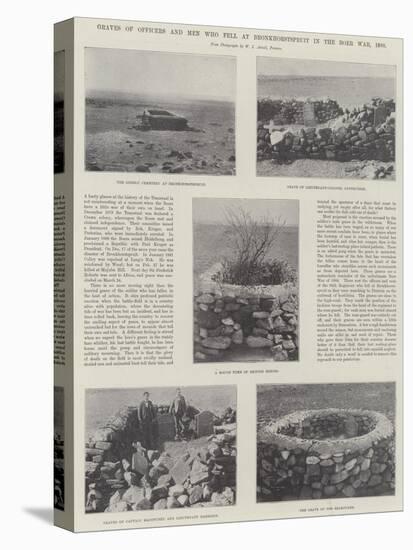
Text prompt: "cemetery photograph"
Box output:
[[257, 383, 396, 503], [193, 197, 299, 363], [85, 385, 237, 513], [257, 57, 396, 180], [85, 48, 236, 175]]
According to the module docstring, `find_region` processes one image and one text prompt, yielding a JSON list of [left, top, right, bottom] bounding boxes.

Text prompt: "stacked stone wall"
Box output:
[[257, 98, 343, 125], [257, 409, 395, 501], [257, 98, 395, 164]]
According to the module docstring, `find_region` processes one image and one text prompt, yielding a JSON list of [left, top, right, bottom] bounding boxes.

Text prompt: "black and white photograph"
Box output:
[[85, 385, 237, 513], [54, 386, 65, 510], [85, 48, 236, 175], [257, 383, 396, 502], [54, 50, 65, 174], [257, 58, 396, 180], [193, 198, 298, 363]]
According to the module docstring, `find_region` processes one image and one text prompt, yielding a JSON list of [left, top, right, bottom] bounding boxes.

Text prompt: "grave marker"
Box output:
[[157, 414, 176, 442], [195, 410, 215, 438]]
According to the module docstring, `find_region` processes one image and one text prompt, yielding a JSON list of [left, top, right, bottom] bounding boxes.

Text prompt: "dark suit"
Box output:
[[169, 395, 187, 437], [138, 400, 156, 449]]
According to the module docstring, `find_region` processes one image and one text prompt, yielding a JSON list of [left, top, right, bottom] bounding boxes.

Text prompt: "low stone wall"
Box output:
[[194, 263, 298, 362], [257, 409, 395, 501], [257, 98, 343, 125], [85, 406, 237, 512], [257, 98, 395, 164]]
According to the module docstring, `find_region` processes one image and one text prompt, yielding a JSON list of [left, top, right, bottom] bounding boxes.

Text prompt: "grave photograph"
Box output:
[[257, 383, 396, 502], [257, 57, 396, 180], [85, 48, 236, 175], [54, 50, 65, 173], [54, 387, 65, 511], [193, 197, 299, 363], [85, 385, 237, 513]]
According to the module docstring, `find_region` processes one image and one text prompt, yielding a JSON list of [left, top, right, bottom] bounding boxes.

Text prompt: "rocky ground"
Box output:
[[257, 159, 395, 180], [85, 420, 236, 513], [86, 133, 236, 175], [85, 100, 236, 175]]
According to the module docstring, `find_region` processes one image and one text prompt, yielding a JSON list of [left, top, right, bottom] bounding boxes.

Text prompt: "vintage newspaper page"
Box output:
[[54, 17, 403, 532]]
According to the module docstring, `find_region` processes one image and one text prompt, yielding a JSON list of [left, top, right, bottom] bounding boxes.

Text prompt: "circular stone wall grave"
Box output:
[[257, 408, 395, 501]]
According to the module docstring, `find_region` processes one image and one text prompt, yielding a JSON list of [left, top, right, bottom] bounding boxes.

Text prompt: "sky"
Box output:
[[85, 47, 236, 101], [85, 386, 236, 435], [54, 50, 65, 100], [257, 56, 396, 79], [193, 198, 299, 226]]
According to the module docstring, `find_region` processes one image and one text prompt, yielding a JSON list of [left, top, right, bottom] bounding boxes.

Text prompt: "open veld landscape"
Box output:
[[86, 94, 236, 175]]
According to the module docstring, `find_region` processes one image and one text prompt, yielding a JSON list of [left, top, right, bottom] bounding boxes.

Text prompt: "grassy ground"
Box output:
[[257, 382, 396, 426]]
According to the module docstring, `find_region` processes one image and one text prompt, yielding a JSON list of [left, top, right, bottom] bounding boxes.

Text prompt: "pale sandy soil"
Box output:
[[257, 159, 395, 180]]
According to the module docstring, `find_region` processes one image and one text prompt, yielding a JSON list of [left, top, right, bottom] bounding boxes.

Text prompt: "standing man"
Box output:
[[169, 388, 187, 441], [138, 391, 157, 450]]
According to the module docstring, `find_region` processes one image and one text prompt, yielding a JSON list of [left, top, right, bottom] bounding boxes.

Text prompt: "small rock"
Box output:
[[202, 336, 232, 350], [189, 485, 203, 505], [166, 496, 181, 509], [122, 486, 145, 505], [177, 494, 189, 507], [221, 317, 234, 326], [252, 311, 270, 319], [150, 485, 168, 503], [342, 485, 356, 498], [197, 294, 215, 304], [169, 166, 184, 174], [168, 483, 184, 497], [153, 498, 167, 510], [344, 458, 357, 471], [368, 474, 382, 487], [232, 329, 243, 344], [246, 336, 273, 348], [190, 460, 210, 485], [170, 458, 191, 486]]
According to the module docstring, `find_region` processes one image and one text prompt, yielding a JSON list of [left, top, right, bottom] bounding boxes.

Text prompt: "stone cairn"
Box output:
[[257, 409, 395, 501], [257, 98, 395, 164], [85, 407, 236, 513], [194, 289, 298, 362]]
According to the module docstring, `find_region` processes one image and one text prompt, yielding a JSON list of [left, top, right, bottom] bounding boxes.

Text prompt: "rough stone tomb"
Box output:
[[195, 410, 215, 438], [157, 414, 176, 442]]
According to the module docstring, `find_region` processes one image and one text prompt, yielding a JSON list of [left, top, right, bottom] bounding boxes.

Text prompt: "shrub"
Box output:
[[217, 257, 296, 286], [213, 206, 297, 286]]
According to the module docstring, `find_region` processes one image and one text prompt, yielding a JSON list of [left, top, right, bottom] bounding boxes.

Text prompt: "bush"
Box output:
[[212, 206, 297, 287], [216, 257, 296, 286]]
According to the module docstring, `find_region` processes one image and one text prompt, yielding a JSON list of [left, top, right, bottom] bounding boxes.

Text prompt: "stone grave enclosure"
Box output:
[[257, 97, 395, 164], [85, 403, 236, 512], [257, 408, 395, 501], [194, 262, 298, 362]]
